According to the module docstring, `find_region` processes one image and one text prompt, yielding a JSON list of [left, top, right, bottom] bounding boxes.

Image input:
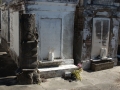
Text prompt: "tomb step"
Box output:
[[0, 76, 17, 85], [91, 60, 114, 71], [38, 65, 78, 79], [38, 59, 74, 68]]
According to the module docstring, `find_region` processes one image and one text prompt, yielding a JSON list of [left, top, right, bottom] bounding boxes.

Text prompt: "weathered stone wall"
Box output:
[[1, 0, 120, 70], [93, 0, 114, 5], [74, 3, 120, 69], [1, 10, 9, 42], [25, 1, 77, 61], [73, 6, 84, 64], [20, 14, 38, 69], [108, 18, 120, 65]]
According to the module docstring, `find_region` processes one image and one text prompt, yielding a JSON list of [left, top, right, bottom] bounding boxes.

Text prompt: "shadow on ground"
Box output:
[[0, 44, 18, 86], [0, 77, 17, 86]]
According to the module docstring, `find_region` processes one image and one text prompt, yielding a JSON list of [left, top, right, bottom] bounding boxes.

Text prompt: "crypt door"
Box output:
[[91, 18, 110, 59]]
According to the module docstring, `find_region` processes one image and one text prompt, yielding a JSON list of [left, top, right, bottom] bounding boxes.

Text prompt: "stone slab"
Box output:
[[38, 65, 78, 78]]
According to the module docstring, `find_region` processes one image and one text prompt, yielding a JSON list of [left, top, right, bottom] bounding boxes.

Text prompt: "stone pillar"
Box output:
[[17, 14, 40, 84], [73, 5, 84, 65]]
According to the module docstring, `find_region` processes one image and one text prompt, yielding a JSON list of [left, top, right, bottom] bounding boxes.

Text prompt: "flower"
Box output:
[[77, 63, 82, 68]]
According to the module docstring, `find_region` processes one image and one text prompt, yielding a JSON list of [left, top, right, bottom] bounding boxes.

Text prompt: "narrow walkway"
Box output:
[[0, 66, 119, 90], [40, 66, 120, 90]]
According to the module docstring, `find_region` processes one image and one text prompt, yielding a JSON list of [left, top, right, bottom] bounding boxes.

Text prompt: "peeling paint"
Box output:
[[112, 23, 119, 47], [82, 46, 87, 57], [96, 11, 110, 17], [83, 29, 90, 40], [109, 18, 119, 57]]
